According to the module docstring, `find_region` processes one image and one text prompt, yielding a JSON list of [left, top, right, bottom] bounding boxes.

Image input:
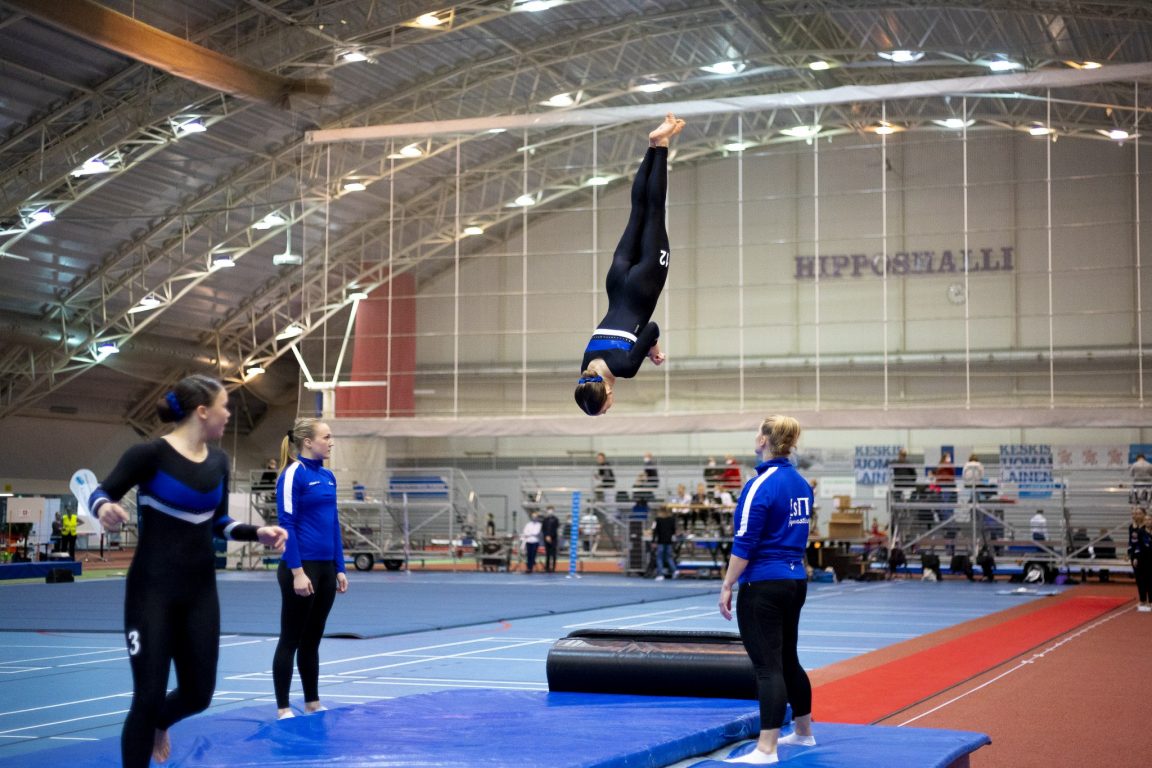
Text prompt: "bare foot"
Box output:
[[152, 729, 171, 764], [649, 112, 686, 146]]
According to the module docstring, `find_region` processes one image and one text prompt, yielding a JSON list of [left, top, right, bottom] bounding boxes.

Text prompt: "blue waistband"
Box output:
[[585, 336, 634, 352]]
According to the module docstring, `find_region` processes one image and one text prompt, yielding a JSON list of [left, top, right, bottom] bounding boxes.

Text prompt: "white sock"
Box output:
[[277, 710, 295, 720], [779, 732, 816, 747], [307, 705, 328, 713], [724, 747, 779, 764]]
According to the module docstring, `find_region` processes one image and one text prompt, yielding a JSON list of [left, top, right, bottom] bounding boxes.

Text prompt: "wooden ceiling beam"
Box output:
[[7, 0, 329, 106]]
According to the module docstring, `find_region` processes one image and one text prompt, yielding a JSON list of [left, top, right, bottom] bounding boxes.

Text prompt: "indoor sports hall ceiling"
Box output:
[[0, 0, 1150, 433]]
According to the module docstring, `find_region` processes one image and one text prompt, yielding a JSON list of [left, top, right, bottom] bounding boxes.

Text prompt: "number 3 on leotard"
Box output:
[[126, 630, 141, 656]]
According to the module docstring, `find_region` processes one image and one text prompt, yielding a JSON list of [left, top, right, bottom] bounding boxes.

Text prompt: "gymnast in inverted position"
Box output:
[[575, 112, 685, 416]]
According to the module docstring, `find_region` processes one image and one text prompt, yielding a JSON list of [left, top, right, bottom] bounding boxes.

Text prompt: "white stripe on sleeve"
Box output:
[[734, 466, 778, 538]]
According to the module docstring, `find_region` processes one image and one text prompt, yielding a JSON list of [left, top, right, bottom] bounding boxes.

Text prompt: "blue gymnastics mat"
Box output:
[[690, 723, 990, 768], [1, 690, 989, 768]]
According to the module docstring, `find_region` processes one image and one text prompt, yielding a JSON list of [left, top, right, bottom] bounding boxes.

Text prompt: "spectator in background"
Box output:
[[51, 511, 63, 553], [704, 456, 724, 492], [962, 453, 985, 506], [1130, 507, 1152, 612], [652, 507, 677, 581], [1031, 509, 1049, 542], [540, 506, 560, 573], [520, 511, 542, 574], [485, 512, 497, 539], [889, 449, 918, 496], [580, 510, 601, 554], [60, 507, 78, 560], [642, 451, 659, 487], [935, 452, 956, 497], [721, 455, 744, 494], [594, 452, 615, 501], [1130, 454, 1152, 510]]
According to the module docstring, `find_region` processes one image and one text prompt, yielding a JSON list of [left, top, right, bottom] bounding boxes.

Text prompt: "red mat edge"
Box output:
[[812, 595, 1127, 724]]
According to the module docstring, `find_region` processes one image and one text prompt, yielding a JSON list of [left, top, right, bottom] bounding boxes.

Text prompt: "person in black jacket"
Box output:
[[575, 114, 685, 416], [1130, 507, 1151, 612], [540, 506, 561, 573], [652, 507, 677, 580]]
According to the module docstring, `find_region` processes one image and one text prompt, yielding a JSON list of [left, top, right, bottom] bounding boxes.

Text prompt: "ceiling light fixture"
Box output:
[[723, 141, 748, 152], [341, 50, 369, 62], [878, 50, 923, 63], [585, 176, 611, 187], [96, 340, 119, 357], [387, 143, 424, 159], [462, 225, 485, 236], [27, 208, 55, 225], [934, 118, 975, 129], [210, 253, 236, 270], [343, 181, 367, 192], [1028, 124, 1052, 136], [127, 294, 163, 314], [781, 125, 822, 138], [276, 323, 304, 341], [808, 60, 832, 71], [872, 123, 898, 135], [174, 118, 206, 135], [244, 364, 265, 378], [513, 0, 564, 10], [71, 157, 113, 177], [1081, 61, 1102, 69], [252, 211, 288, 230], [415, 13, 443, 27], [701, 60, 745, 75], [542, 92, 575, 107], [514, 193, 537, 207], [985, 56, 1022, 71], [1100, 128, 1131, 141]]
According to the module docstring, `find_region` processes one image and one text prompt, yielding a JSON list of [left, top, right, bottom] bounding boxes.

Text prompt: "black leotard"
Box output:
[[90, 439, 259, 768], [581, 145, 669, 378]]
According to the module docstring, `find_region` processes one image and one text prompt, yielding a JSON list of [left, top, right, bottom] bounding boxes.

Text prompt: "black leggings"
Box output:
[[736, 578, 813, 731], [1136, 556, 1152, 603], [121, 568, 219, 768], [604, 146, 669, 322], [273, 560, 338, 708]]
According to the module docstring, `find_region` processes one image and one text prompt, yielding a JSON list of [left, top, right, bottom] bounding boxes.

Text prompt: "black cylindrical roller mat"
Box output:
[[546, 629, 756, 699]]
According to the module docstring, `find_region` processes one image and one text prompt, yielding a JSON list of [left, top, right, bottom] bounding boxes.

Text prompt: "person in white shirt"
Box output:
[[521, 512, 542, 573], [962, 454, 985, 504], [1030, 510, 1049, 542]]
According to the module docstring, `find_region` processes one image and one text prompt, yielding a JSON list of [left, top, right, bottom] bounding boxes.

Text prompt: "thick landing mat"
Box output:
[[813, 594, 1127, 724], [688, 723, 990, 768], [11, 690, 759, 768]]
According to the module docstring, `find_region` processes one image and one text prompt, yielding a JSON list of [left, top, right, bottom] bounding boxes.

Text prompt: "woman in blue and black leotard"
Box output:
[[90, 374, 287, 768], [575, 113, 686, 416]]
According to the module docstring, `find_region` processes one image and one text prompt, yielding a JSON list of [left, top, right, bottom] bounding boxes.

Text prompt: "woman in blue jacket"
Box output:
[[273, 418, 348, 719], [719, 415, 816, 764]]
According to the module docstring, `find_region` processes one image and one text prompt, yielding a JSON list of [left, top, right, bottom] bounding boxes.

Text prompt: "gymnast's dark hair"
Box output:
[[574, 368, 607, 416], [156, 374, 224, 423]]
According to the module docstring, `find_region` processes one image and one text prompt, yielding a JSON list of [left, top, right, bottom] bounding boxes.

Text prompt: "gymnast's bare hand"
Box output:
[[336, 572, 349, 594], [293, 570, 314, 596], [258, 525, 288, 550], [718, 582, 734, 621], [97, 502, 130, 531], [648, 345, 666, 366]]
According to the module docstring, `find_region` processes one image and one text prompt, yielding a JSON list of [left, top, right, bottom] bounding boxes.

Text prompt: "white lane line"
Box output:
[[0, 693, 131, 719], [896, 606, 1128, 727], [0, 708, 130, 734], [353, 679, 548, 690], [315, 637, 504, 667], [562, 607, 704, 628], [0, 648, 124, 664], [340, 639, 548, 675]]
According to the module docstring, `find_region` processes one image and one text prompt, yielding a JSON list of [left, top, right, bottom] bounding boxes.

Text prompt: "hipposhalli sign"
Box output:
[[794, 246, 1015, 280]]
